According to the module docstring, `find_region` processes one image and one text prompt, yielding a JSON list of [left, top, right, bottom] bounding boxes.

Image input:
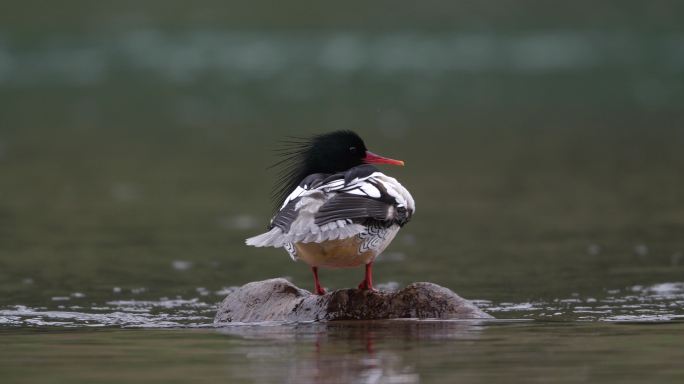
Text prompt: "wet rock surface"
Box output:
[[214, 278, 493, 324]]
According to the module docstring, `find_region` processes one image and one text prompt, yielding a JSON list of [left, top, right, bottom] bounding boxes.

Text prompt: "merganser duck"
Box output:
[[245, 131, 415, 295]]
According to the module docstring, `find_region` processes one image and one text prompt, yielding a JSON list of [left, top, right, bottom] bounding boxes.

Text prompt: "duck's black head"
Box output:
[[271, 130, 404, 209], [306, 131, 366, 173]]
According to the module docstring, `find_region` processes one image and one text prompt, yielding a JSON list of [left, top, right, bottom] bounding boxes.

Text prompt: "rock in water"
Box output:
[[214, 278, 493, 324]]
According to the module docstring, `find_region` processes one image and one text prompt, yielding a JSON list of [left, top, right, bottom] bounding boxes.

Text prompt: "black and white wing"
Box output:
[[245, 165, 415, 258]]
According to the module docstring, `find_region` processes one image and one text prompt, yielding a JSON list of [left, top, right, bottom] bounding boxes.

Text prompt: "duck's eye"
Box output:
[[349, 146, 357, 152]]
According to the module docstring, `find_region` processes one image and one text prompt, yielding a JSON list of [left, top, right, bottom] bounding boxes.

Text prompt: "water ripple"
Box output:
[[1, 282, 683, 328], [479, 282, 684, 322]]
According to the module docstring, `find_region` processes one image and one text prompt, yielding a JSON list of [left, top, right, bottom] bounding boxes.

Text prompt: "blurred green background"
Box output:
[[1, 0, 683, 308]]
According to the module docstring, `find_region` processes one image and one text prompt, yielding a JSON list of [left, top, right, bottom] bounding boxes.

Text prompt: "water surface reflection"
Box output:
[[219, 320, 487, 384]]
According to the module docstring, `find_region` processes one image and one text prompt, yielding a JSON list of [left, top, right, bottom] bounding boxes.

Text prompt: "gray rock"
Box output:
[[214, 278, 493, 324]]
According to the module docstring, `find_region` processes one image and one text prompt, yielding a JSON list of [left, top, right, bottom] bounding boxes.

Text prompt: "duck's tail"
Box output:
[[245, 228, 285, 248]]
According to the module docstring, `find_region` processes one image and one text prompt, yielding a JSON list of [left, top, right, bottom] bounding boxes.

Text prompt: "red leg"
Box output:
[[357, 262, 375, 291], [311, 266, 326, 295]]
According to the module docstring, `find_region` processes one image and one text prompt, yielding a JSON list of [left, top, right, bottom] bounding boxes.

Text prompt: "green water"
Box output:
[[1, 322, 683, 384], [2, 2, 684, 383]]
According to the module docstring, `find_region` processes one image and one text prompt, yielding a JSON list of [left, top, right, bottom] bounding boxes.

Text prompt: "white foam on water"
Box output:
[[2, 281, 683, 328], [484, 302, 544, 312], [214, 286, 239, 296], [171, 260, 193, 271], [0, 297, 216, 328], [644, 282, 684, 295], [105, 298, 212, 309], [478, 282, 684, 323]]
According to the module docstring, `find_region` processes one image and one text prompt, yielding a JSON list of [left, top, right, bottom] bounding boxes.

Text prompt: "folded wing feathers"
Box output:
[[246, 172, 409, 249], [246, 192, 366, 248], [314, 194, 390, 225]]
